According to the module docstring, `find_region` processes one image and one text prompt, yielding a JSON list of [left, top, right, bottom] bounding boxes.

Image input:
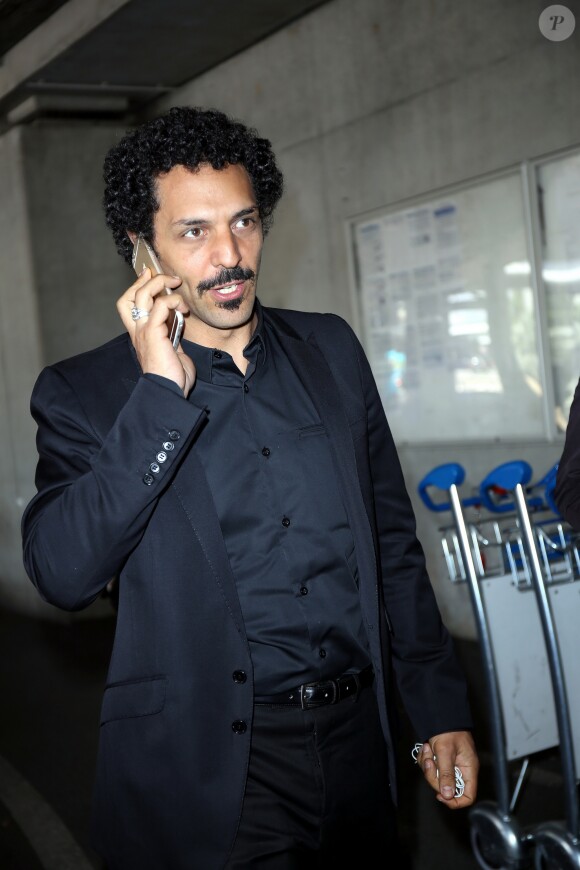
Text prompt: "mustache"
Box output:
[[196, 266, 255, 296]]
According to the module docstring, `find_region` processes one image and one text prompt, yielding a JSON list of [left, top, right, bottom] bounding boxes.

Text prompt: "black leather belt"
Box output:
[[254, 665, 374, 709]]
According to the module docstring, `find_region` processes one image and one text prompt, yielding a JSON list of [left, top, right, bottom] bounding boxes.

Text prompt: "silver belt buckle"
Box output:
[[300, 681, 316, 710], [350, 671, 361, 701], [300, 679, 339, 709]]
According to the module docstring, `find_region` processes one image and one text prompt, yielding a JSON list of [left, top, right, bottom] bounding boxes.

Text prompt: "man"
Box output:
[[22, 106, 478, 869], [555, 380, 580, 528]]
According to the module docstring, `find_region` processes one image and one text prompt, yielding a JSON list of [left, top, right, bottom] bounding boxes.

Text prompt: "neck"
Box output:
[[185, 311, 258, 374]]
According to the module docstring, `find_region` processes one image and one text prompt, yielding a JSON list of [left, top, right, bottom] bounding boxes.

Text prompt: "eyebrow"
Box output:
[[172, 206, 259, 228]]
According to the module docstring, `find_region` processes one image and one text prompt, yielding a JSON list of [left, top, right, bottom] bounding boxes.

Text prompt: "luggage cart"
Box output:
[[510, 480, 580, 869], [418, 461, 563, 869]]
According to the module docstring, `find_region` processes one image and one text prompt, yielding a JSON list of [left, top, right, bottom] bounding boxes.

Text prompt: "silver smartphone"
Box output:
[[131, 235, 184, 350]]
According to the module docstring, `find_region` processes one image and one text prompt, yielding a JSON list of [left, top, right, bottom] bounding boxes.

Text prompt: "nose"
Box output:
[[210, 228, 241, 269]]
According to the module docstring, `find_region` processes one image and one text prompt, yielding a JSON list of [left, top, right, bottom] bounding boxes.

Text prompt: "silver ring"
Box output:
[[131, 306, 150, 322]]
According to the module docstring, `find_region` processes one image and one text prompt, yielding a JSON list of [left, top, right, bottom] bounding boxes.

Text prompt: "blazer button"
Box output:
[[282, 516, 291, 528], [168, 430, 181, 441], [232, 670, 247, 683], [163, 441, 175, 451], [232, 720, 247, 734], [143, 473, 155, 486]]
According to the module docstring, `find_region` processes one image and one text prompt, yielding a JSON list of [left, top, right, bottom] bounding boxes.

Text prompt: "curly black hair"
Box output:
[[103, 106, 284, 264]]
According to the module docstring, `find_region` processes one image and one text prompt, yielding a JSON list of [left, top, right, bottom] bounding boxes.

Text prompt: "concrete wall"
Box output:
[[151, 0, 580, 637], [0, 121, 128, 616], [2, 0, 579, 630], [21, 123, 131, 366], [0, 127, 46, 616]]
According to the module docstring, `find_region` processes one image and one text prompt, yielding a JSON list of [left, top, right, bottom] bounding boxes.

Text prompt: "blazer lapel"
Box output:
[[266, 314, 378, 598], [120, 352, 246, 637], [171, 452, 248, 638]]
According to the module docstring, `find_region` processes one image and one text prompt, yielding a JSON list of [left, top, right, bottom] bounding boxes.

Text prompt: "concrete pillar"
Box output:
[[0, 120, 128, 617]]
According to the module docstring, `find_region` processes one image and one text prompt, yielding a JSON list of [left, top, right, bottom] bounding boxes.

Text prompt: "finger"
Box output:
[[137, 290, 187, 330], [132, 273, 181, 310], [419, 742, 440, 792], [118, 269, 181, 314], [116, 267, 148, 327], [436, 788, 475, 810], [436, 764, 457, 801], [118, 266, 154, 307]]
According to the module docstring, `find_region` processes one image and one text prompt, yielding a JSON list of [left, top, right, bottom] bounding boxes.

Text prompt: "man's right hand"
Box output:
[[117, 267, 195, 397]]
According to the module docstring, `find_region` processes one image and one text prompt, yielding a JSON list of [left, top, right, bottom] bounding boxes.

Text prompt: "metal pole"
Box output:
[[449, 483, 511, 814], [513, 483, 579, 837]]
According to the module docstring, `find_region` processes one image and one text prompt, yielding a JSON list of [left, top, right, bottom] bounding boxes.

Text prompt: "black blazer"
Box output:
[[22, 307, 472, 870], [555, 377, 580, 529]]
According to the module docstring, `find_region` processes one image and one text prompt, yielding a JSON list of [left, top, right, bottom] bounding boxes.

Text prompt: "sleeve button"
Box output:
[[149, 462, 160, 474], [168, 430, 181, 440], [143, 473, 155, 486], [163, 441, 175, 451], [156, 451, 167, 463]]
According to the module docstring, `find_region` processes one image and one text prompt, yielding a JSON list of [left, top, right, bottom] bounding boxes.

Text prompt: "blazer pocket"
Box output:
[[100, 675, 167, 725], [298, 423, 326, 438]]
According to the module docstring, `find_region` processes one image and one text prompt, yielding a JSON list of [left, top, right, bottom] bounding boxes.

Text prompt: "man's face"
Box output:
[[151, 162, 263, 345]]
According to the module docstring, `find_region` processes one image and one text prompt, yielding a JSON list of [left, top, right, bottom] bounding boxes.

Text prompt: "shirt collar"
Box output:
[[181, 299, 266, 384]]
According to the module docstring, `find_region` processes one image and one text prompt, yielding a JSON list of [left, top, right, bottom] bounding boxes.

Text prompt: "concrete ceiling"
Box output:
[[0, 0, 331, 128]]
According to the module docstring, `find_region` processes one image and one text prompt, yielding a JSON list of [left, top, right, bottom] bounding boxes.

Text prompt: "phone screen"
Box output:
[[131, 236, 184, 349]]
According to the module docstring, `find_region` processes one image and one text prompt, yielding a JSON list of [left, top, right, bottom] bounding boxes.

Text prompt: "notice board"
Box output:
[[349, 171, 546, 444]]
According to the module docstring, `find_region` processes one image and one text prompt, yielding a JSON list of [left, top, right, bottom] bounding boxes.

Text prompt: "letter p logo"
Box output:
[[539, 5, 576, 40]]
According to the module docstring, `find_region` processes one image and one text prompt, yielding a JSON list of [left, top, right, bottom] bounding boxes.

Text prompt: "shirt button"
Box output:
[[143, 473, 155, 486], [168, 430, 181, 441], [300, 586, 308, 596], [282, 516, 291, 528], [243, 384, 249, 393], [213, 350, 223, 359], [149, 462, 160, 474], [232, 670, 247, 684], [231, 720, 247, 734], [156, 451, 167, 463], [163, 441, 175, 451], [261, 447, 271, 457], [319, 648, 327, 658]]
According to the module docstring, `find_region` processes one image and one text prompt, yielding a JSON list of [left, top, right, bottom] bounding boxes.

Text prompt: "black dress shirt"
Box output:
[[149, 302, 370, 693]]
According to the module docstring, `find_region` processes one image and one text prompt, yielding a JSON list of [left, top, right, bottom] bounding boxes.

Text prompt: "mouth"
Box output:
[[215, 282, 243, 295], [208, 281, 246, 302]]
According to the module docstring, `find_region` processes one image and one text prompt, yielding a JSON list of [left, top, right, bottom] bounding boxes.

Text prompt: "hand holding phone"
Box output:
[[131, 235, 185, 350]]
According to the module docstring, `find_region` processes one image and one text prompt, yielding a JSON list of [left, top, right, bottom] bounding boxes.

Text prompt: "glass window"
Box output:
[[536, 152, 580, 433], [351, 173, 544, 443]]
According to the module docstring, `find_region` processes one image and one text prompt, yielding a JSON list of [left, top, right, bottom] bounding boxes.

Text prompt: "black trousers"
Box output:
[[225, 685, 401, 869]]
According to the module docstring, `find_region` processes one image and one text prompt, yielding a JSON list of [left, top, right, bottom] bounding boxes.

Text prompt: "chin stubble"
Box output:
[[218, 297, 245, 312]]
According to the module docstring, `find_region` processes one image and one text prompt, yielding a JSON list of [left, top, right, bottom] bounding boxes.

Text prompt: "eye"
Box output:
[[234, 217, 256, 231], [183, 227, 204, 238]]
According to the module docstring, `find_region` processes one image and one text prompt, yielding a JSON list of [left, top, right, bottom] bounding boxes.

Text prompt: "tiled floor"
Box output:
[[0, 604, 567, 869]]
